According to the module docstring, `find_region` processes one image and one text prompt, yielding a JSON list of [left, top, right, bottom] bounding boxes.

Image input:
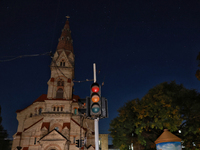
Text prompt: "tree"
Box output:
[[109, 81, 200, 150], [0, 105, 10, 150]]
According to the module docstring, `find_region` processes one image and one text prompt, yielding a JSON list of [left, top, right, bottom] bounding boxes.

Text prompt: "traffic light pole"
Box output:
[[93, 63, 99, 150]]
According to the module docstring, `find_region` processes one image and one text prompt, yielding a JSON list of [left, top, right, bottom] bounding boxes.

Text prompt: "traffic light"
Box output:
[[75, 139, 79, 147], [78, 98, 90, 117], [101, 97, 108, 118], [16, 146, 22, 150], [78, 99, 86, 115], [86, 97, 90, 117], [90, 83, 101, 117], [75, 139, 83, 148]]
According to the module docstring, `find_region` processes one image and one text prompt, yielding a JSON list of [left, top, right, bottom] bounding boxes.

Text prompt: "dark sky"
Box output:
[[1, 0, 200, 144]]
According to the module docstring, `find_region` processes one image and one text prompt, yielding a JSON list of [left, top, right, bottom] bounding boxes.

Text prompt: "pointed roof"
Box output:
[[24, 118, 43, 131], [63, 122, 70, 129], [16, 94, 80, 113], [155, 129, 181, 144], [56, 18, 73, 54], [41, 122, 50, 130], [39, 129, 70, 142]]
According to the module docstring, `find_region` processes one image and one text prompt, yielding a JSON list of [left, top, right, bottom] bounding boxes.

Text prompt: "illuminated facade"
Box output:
[[11, 19, 96, 150]]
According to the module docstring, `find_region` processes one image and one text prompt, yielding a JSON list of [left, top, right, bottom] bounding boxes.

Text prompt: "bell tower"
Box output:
[[12, 17, 96, 150], [47, 17, 74, 100]]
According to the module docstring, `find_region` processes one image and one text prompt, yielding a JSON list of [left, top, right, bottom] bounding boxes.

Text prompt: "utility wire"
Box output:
[[51, 58, 93, 83], [0, 52, 51, 62]]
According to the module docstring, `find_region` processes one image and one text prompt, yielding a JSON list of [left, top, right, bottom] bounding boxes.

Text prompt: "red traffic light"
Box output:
[[91, 86, 99, 93]]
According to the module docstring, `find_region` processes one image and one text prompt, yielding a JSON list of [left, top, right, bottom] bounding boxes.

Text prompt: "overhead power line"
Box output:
[[51, 58, 94, 83], [0, 52, 51, 62]]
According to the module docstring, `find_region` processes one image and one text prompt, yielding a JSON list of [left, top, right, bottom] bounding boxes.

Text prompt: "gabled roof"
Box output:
[[39, 129, 70, 142], [16, 132, 22, 136], [41, 122, 50, 130], [22, 147, 29, 150], [24, 118, 43, 131], [16, 94, 80, 113], [87, 145, 95, 150], [72, 95, 80, 103], [33, 94, 47, 102], [63, 122, 70, 129]]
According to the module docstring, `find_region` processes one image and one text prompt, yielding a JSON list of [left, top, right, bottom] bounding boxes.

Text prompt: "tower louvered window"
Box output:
[[56, 88, 63, 98], [56, 79, 64, 98]]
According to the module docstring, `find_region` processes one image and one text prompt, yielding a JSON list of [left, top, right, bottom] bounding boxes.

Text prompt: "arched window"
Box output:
[[74, 108, 77, 115], [53, 107, 56, 111], [57, 79, 64, 86], [56, 88, 63, 98], [60, 60, 65, 67], [39, 108, 42, 114], [30, 113, 32, 117]]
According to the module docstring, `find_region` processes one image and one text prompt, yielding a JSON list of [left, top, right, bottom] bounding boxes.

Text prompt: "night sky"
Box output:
[[1, 0, 200, 144]]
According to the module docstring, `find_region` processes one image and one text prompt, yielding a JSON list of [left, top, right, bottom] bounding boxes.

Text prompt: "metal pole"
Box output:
[[93, 63, 99, 150], [93, 63, 96, 83], [95, 118, 99, 150]]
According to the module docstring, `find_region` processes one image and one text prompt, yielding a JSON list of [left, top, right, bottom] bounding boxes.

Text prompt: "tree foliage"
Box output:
[[0, 105, 10, 150], [109, 81, 200, 150]]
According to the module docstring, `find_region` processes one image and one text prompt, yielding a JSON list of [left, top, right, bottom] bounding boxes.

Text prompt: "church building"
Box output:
[[11, 19, 96, 150]]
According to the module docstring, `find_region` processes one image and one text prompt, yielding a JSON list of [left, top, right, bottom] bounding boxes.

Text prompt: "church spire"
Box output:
[[47, 17, 75, 99], [56, 16, 73, 53]]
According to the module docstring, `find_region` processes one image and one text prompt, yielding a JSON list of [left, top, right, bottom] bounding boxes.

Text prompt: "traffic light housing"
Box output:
[[101, 97, 108, 118], [78, 99, 86, 115], [75, 139, 83, 148], [90, 83, 101, 117], [78, 98, 90, 117], [16, 146, 22, 150]]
